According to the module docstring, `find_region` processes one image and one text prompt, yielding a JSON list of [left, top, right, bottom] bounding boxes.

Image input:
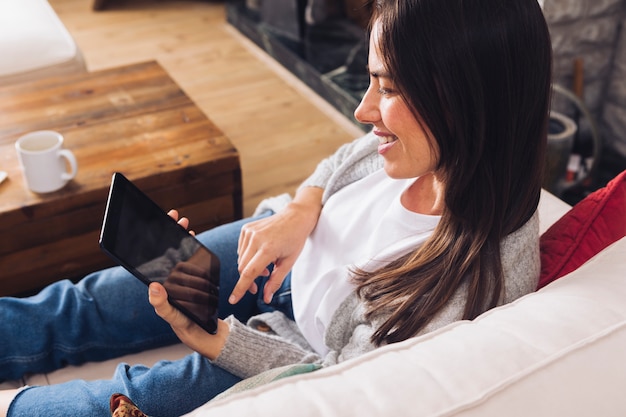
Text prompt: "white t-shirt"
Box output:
[[291, 169, 441, 355]]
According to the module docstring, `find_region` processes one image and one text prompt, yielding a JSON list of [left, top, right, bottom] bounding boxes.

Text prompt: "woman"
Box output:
[[1, 0, 552, 415]]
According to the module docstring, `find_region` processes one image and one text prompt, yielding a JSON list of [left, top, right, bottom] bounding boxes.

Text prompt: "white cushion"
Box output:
[[538, 189, 571, 234], [0, 0, 85, 83], [185, 236, 626, 417]]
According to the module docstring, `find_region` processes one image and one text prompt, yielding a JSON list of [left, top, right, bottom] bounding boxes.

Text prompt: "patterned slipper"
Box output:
[[109, 393, 150, 417]]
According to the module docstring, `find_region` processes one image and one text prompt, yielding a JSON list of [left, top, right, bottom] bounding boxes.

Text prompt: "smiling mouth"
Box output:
[[377, 135, 398, 155], [378, 135, 398, 144]]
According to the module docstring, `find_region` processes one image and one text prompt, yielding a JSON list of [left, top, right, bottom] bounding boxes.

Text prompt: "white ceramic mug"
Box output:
[[15, 130, 78, 193]]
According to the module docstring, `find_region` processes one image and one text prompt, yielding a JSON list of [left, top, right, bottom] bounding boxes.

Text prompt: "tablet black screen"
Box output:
[[99, 172, 219, 334]]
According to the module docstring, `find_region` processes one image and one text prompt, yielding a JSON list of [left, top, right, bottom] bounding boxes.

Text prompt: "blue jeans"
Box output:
[[3, 212, 293, 416]]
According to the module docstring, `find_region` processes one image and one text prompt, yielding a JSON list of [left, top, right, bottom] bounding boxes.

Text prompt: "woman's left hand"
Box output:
[[148, 282, 228, 360], [168, 209, 195, 236]]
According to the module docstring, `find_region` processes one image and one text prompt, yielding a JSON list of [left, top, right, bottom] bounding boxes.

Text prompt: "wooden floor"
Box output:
[[48, 0, 363, 216]]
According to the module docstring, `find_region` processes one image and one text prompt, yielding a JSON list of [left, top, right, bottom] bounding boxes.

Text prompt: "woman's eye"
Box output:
[[377, 87, 393, 95]]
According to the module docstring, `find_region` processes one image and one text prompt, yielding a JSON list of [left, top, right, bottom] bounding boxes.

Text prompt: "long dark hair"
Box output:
[[354, 0, 553, 345]]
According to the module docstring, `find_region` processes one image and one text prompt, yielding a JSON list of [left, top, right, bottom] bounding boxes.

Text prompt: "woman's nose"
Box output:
[[354, 86, 379, 125]]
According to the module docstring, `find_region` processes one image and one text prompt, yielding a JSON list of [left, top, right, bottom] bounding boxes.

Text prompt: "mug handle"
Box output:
[[58, 149, 78, 181]]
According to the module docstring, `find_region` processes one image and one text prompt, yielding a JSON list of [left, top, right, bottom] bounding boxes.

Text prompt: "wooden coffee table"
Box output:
[[0, 61, 242, 296]]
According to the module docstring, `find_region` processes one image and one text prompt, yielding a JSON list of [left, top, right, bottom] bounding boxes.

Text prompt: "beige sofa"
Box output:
[[192, 240, 626, 417]]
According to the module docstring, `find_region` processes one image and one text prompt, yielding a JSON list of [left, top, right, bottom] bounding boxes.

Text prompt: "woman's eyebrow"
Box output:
[[366, 65, 392, 79]]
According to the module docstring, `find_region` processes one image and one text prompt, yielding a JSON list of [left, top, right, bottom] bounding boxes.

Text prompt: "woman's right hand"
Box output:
[[149, 282, 228, 361], [232, 187, 324, 305]]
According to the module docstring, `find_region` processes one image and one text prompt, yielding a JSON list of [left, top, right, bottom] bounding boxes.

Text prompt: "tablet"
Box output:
[[99, 172, 220, 334]]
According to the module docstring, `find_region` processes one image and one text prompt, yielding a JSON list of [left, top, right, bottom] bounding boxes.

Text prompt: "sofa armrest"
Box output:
[[186, 237, 626, 417]]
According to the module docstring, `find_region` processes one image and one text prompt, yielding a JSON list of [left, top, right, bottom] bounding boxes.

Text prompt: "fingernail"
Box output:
[[265, 292, 274, 304], [149, 285, 160, 295], [229, 295, 237, 304]]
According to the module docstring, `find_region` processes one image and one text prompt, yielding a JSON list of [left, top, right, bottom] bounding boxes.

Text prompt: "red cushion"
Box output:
[[538, 170, 626, 289]]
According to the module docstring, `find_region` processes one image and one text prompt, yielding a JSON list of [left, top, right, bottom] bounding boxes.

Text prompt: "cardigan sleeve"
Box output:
[[212, 315, 323, 379], [298, 130, 381, 204], [212, 295, 382, 379]]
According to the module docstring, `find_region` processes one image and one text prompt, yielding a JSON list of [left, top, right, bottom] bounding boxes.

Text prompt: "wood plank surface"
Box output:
[[0, 62, 239, 216]]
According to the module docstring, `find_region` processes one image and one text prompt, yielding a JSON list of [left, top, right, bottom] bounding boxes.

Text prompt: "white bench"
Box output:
[[0, 0, 86, 86]]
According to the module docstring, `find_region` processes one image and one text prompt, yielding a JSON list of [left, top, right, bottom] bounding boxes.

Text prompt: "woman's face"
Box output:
[[354, 20, 440, 180]]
